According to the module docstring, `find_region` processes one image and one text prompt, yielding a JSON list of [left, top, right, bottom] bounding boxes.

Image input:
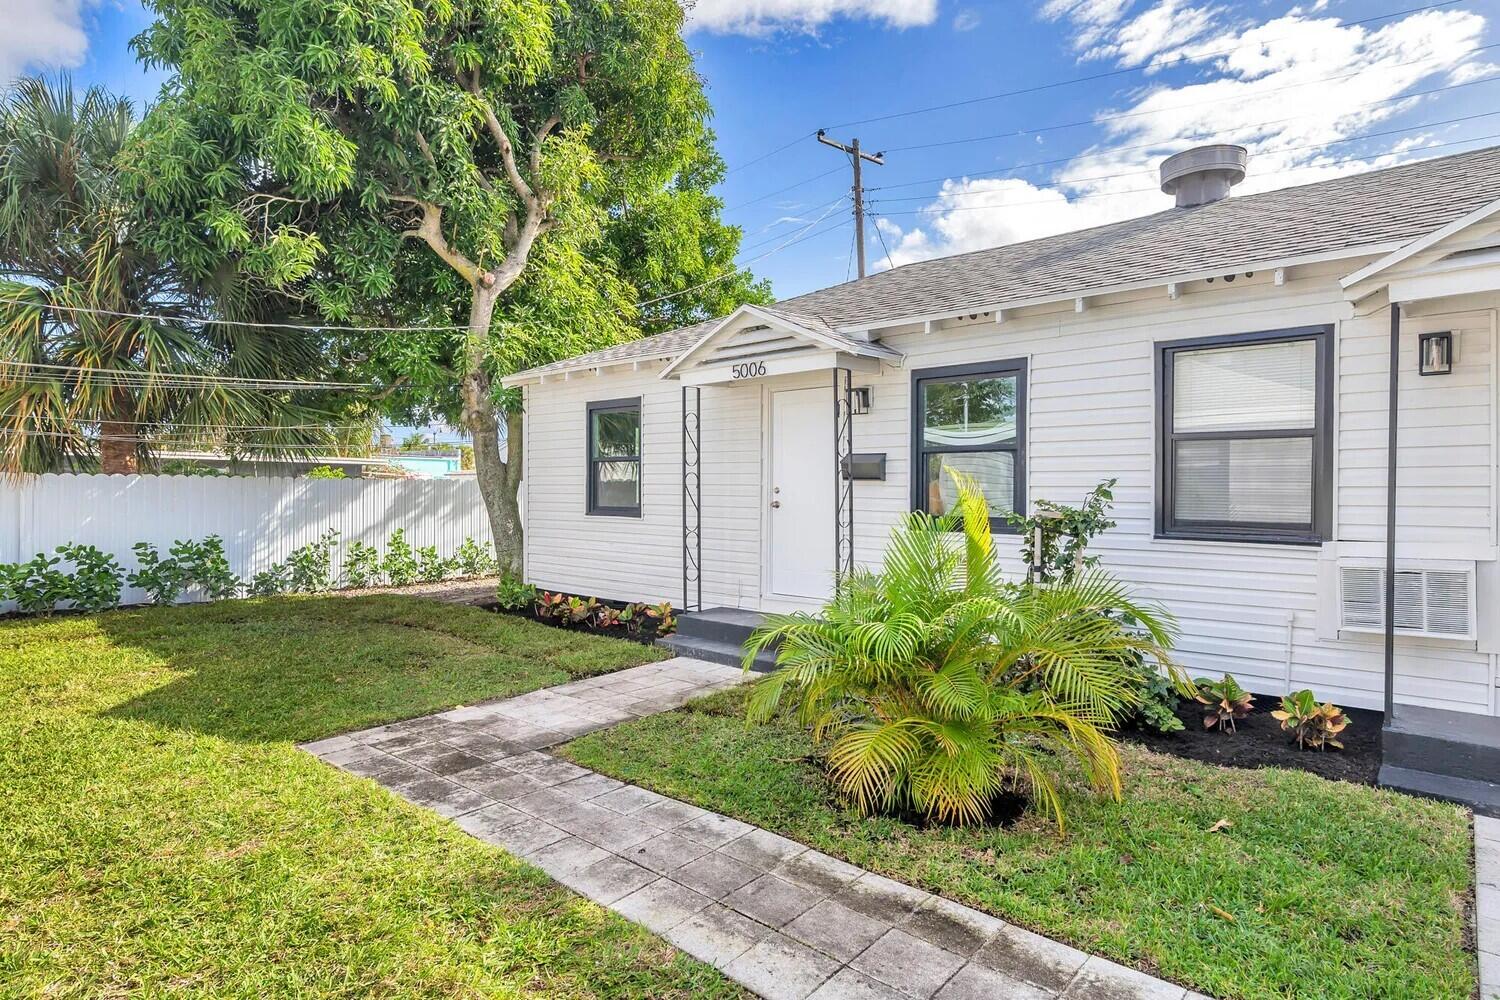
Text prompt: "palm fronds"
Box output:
[[744, 472, 1180, 830]]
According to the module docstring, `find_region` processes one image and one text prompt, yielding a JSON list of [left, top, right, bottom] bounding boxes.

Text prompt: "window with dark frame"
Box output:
[[1157, 326, 1332, 544], [910, 359, 1027, 529], [586, 397, 642, 516]]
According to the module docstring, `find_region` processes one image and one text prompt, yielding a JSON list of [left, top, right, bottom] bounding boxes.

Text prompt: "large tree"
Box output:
[[0, 77, 354, 474], [130, 0, 766, 572]]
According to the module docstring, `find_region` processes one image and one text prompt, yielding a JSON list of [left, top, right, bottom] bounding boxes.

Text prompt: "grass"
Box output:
[[0, 595, 739, 998], [563, 686, 1478, 1000]]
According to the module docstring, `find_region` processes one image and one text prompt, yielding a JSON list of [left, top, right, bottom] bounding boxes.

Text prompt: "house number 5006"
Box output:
[[731, 361, 767, 379]]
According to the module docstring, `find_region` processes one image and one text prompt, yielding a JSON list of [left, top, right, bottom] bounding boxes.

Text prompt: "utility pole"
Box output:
[[816, 130, 885, 278]]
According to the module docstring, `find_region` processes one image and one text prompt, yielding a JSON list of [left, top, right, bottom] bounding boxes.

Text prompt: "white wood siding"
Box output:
[[520, 263, 1499, 715]]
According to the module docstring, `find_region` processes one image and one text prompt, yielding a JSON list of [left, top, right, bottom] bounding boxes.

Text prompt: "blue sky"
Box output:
[[8, 0, 1500, 303]]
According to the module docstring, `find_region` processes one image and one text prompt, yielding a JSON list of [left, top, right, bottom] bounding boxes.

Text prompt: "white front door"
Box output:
[[768, 386, 834, 600]]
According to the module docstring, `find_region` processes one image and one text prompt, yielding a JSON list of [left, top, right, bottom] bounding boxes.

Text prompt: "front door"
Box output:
[[768, 386, 834, 600]]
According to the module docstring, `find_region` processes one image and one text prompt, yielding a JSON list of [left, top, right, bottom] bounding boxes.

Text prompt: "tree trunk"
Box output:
[[99, 397, 139, 475], [461, 287, 525, 576]]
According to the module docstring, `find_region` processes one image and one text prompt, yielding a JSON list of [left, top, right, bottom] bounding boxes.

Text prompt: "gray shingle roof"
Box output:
[[511, 145, 1500, 381]]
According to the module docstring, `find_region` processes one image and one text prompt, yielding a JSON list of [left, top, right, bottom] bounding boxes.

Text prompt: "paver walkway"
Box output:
[[305, 657, 1236, 1000]]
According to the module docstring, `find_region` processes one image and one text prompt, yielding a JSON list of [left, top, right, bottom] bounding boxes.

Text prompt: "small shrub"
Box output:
[[645, 600, 676, 636], [128, 542, 187, 605], [57, 543, 125, 611], [1130, 662, 1186, 734], [343, 541, 382, 588], [1006, 478, 1118, 583], [288, 530, 340, 593], [561, 596, 599, 624], [454, 537, 496, 578], [249, 564, 291, 597], [495, 574, 538, 610], [416, 545, 449, 583], [594, 604, 623, 628], [534, 591, 564, 619], [1272, 689, 1351, 750], [9, 552, 71, 615], [1195, 674, 1254, 734], [382, 529, 418, 586], [173, 536, 240, 600], [305, 465, 347, 479]]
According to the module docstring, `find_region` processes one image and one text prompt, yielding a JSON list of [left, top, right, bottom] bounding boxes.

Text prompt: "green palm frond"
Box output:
[[745, 470, 1178, 830]]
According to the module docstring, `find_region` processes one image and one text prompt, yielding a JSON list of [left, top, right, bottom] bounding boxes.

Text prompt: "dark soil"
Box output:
[[481, 600, 668, 647], [1121, 692, 1385, 786], [877, 785, 1030, 830]]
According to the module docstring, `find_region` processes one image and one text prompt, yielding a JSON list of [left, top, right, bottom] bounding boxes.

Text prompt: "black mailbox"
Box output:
[[842, 453, 887, 481]]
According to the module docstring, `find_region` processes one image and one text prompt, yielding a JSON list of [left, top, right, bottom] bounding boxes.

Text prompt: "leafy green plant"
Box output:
[[454, 537, 496, 578], [287, 530, 339, 593], [495, 574, 538, 611], [561, 596, 599, 624], [172, 536, 240, 599], [127, 542, 187, 605], [1272, 690, 1351, 750], [1195, 674, 1254, 734], [248, 564, 291, 597], [382, 529, 418, 587], [745, 473, 1180, 830], [416, 545, 449, 583], [594, 605, 623, 628], [57, 543, 125, 611], [1129, 661, 1186, 734], [8, 552, 71, 615], [1006, 479, 1117, 583], [645, 601, 676, 636], [305, 465, 347, 479], [342, 541, 382, 588]]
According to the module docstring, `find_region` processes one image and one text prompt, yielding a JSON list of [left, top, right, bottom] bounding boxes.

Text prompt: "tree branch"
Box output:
[[390, 196, 481, 285], [529, 114, 561, 175], [462, 69, 535, 207]]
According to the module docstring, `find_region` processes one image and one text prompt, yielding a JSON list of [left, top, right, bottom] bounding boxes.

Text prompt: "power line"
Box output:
[[871, 108, 1500, 207], [0, 427, 385, 454], [880, 52, 1500, 160], [0, 297, 473, 335], [725, 131, 822, 176], [726, 165, 846, 211], [0, 361, 379, 391], [0, 413, 376, 432], [821, 0, 1471, 131], [865, 129, 1500, 219]]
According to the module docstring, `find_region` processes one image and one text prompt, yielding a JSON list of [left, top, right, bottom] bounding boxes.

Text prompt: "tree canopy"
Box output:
[[0, 76, 356, 475], [129, 0, 769, 565]]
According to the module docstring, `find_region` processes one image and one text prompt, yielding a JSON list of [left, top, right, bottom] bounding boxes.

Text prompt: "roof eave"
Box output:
[[836, 241, 1410, 336]]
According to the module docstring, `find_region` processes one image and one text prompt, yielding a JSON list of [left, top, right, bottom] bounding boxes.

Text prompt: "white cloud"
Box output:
[[684, 0, 938, 35], [882, 5, 1490, 266], [953, 8, 982, 31], [1, 0, 95, 85]]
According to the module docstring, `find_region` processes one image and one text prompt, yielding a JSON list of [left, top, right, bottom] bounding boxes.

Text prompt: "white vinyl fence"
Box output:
[[0, 473, 495, 605]]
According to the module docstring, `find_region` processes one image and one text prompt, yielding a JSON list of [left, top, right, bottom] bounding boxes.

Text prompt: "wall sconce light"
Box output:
[[851, 386, 873, 414], [1419, 331, 1454, 376]]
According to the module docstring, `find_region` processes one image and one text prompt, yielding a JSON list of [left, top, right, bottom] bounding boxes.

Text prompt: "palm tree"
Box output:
[[744, 474, 1182, 830], [0, 76, 352, 474]]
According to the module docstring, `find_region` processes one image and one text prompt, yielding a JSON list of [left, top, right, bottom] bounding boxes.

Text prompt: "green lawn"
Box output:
[[0, 596, 739, 998], [563, 686, 1477, 1000]]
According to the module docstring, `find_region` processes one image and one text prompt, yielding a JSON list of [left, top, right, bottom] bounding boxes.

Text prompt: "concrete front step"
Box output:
[[1377, 764, 1500, 818], [660, 607, 779, 673]]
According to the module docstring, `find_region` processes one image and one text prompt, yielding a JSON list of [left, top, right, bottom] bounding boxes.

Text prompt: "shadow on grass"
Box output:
[[98, 594, 661, 744]]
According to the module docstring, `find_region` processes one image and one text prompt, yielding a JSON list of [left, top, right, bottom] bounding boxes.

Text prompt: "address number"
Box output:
[[730, 361, 767, 379]]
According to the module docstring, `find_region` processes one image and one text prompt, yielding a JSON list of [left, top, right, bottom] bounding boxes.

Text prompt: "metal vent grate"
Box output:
[[1338, 565, 1475, 639]]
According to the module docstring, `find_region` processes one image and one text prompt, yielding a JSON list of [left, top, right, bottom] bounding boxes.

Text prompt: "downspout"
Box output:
[[1384, 301, 1400, 721]]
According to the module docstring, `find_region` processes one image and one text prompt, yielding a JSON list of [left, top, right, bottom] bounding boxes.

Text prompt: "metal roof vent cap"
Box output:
[[1159, 144, 1248, 208]]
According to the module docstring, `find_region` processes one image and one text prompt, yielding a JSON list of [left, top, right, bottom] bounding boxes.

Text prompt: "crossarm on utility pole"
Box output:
[[816, 130, 885, 279]]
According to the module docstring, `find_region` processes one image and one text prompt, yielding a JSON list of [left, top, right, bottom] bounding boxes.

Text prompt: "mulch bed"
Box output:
[[1121, 692, 1385, 786], [482, 601, 669, 647]]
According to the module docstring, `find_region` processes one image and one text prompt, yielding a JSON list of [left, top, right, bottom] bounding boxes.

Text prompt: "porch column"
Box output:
[[834, 367, 854, 588], [1384, 302, 1399, 719], [683, 384, 702, 612]]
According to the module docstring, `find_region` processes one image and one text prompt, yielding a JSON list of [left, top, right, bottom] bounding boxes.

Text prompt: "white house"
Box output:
[[504, 144, 1500, 811]]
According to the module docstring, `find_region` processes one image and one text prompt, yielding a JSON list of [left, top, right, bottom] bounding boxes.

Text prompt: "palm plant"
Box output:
[[744, 475, 1181, 830], [0, 76, 354, 474]]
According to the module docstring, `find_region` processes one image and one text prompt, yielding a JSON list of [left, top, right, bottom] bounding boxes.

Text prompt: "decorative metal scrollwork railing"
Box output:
[[834, 367, 854, 589], [682, 385, 703, 612]]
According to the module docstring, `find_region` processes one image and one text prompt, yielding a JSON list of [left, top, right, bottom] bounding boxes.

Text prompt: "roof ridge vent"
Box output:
[[1160, 144, 1248, 208]]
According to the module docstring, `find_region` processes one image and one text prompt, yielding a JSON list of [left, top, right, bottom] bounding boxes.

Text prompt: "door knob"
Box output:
[[770, 500, 781, 509]]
